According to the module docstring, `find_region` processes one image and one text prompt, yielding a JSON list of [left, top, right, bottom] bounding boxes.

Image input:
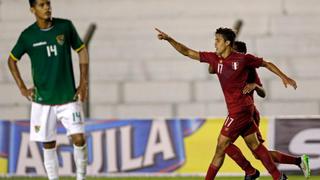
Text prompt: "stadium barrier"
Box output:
[[0, 117, 318, 176]]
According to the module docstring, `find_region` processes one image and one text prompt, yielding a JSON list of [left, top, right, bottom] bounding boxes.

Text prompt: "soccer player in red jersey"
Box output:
[[208, 41, 310, 180], [155, 27, 297, 180]]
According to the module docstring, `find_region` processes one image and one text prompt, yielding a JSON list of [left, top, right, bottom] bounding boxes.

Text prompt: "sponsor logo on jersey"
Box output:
[[56, 34, 65, 45], [32, 41, 47, 47], [232, 62, 239, 70]]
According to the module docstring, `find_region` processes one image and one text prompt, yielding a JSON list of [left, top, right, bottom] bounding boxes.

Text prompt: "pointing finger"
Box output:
[[155, 28, 163, 33], [155, 28, 161, 32]]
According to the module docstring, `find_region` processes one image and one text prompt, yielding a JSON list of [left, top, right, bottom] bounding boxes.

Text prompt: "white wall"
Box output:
[[1, 0, 320, 119]]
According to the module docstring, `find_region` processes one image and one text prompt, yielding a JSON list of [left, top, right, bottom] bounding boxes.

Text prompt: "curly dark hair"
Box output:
[[234, 41, 247, 54]]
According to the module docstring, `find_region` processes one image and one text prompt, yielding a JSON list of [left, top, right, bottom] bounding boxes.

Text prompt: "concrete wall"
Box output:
[[1, 0, 320, 119]]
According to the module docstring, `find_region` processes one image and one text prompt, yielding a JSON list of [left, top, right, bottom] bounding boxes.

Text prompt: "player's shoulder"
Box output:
[[200, 51, 219, 60], [200, 51, 218, 57], [236, 53, 258, 62], [244, 53, 256, 58], [53, 17, 73, 25], [19, 22, 38, 37]]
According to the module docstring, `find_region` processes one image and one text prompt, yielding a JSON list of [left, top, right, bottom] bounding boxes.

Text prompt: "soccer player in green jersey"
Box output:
[[8, 0, 88, 179]]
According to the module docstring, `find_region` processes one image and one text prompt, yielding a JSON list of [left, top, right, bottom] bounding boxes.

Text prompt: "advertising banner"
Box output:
[[3, 119, 205, 175], [0, 120, 10, 174], [273, 117, 320, 174], [0, 117, 271, 175]]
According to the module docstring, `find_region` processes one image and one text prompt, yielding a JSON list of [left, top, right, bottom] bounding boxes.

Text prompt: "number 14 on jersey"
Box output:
[[46, 45, 57, 57]]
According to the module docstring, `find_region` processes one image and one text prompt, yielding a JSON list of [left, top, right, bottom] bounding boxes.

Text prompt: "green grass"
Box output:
[[0, 176, 319, 180]]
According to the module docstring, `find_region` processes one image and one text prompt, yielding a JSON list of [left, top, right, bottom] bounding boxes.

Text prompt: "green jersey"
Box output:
[[10, 18, 84, 105]]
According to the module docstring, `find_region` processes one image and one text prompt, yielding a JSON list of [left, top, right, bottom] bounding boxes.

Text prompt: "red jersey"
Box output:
[[200, 51, 263, 114], [247, 68, 262, 101]]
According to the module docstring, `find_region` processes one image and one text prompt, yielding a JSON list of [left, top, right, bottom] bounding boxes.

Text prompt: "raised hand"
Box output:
[[155, 28, 170, 40]]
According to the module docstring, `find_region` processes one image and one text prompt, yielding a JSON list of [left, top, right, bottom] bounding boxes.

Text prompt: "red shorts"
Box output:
[[221, 105, 258, 142], [253, 106, 264, 143]]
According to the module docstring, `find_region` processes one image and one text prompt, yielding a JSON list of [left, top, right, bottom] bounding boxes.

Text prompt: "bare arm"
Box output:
[[7, 57, 34, 101], [262, 60, 297, 89], [155, 28, 200, 60], [74, 47, 89, 102]]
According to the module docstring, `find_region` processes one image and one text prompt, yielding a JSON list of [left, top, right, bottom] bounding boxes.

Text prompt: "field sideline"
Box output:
[[0, 176, 319, 180]]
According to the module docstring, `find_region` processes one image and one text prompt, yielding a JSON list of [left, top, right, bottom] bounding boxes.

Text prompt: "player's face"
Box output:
[[215, 34, 229, 55], [31, 0, 52, 21]]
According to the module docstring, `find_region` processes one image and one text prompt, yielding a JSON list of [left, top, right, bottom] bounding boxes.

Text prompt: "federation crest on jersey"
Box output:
[[56, 34, 65, 45], [232, 62, 239, 70]]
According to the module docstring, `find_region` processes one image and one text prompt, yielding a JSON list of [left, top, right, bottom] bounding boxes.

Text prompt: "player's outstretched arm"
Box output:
[[74, 47, 89, 102], [155, 28, 200, 60], [262, 60, 297, 89], [7, 57, 34, 101]]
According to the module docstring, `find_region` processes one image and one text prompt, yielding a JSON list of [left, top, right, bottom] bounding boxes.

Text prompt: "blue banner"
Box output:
[[0, 118, 205, 175], [0, 120, 10, 173]]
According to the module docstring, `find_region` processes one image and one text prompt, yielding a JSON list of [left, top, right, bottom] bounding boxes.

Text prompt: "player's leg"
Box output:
[[71, 133, 87, 180], [269, 151, 300, 165], [252, 108, 297, 165], [252, 107, 264, 144], [58, 102, 87, 180], [43, 141, 59, 180], [252, 107, 310, 178], [30, 102, 59, 180], [244, 132, 286, 180], [242, 105, 285, 180], [269, 151, 310, 178], [205, 134, 231, 180], [223, 110, 259, 179], [225, 143, 259, 179]]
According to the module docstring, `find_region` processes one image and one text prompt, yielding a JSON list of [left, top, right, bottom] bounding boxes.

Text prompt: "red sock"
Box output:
[[269, 150, 300, 165], [205, 164, 219, 180], [253, 144, 281, 179], [225, 144, 256, 175]]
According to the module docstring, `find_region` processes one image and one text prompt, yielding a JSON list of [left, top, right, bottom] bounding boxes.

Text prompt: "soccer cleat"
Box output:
[[244, 169, 260, 180], [279, 173, 288, 180], [299, 154, 311, 179]]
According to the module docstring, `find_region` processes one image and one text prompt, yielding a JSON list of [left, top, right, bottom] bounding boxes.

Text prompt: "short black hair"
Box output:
[[29, 0, 36, 7], [233, 41, 247, 54], [215, 27, 236, 47]]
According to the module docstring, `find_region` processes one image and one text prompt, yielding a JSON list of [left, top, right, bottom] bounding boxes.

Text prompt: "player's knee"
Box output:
[[244, 134, 260, 150], [71, 133, 86, 146], [217, 138, 231, 151], [248, 141, 260, 151], [43, 141, 56, 149]]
